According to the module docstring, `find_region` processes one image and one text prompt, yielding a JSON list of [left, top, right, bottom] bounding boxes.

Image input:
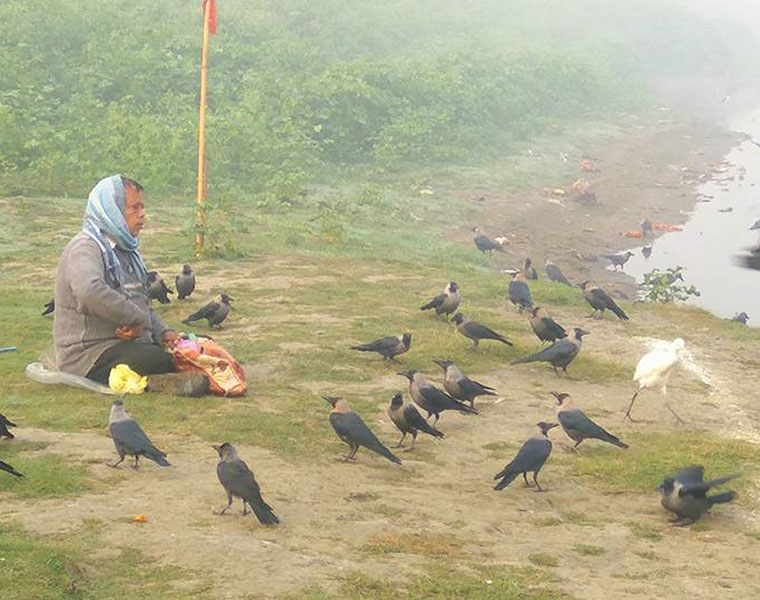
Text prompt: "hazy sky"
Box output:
[[676, 0, 760, 34]]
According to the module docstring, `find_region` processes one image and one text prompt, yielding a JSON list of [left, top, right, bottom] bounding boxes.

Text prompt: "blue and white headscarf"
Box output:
[[82, 175, 149, 287]]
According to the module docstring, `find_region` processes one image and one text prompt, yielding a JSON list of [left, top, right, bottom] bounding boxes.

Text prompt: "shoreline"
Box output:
[[461, 79, 752, 301]]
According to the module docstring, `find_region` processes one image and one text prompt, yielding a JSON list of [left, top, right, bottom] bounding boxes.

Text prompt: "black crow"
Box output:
[[175, 264, 196, 300], [388, 393, 444, 449], [508, 272, 533, 312], [324, 396, 401, 464], [658, 466, 738, 525], [544, 260, 572, 286], [212, 443, 279, 525], [552, 392, 628, 449], [433, 359, 496, 408], [350, 333, 411, 361], [108, 400, 170, 469], [147, 271, 174, 304], [529, 307, 567, 344], [452, 313, 513, 348], [420, 282, 460, 318], [494, 422, 558, 492], [398, 370, 477, 424], [472, 227, 506, 256], [580, 281, 628, 320], [183, 293, 233, 329], [511, 328, 588, 375]]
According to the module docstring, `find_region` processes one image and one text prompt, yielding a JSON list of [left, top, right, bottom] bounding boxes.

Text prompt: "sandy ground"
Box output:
[[2, 312, 759, 599], [2, 82, 760, 599]]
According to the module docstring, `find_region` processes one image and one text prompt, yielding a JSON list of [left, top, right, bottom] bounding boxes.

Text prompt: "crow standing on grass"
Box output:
[[183, 293, 233, 329], [433, 359, 497, 408], [580, 281, 628, 320], [529, 307, 567, 344], [41, 299, 55, 316], [552, 392, 628, 449], [147, 271, 174, 304], [508, 272, 533, 312], [324, 396, 402, 464], [420, 282, 460, 318], [350, 333, 412, 361], [108, 399, 170, 469], [0, 459, 23, 478], [398, 370, 477, 424], [472, 227, 507, 256], [388, 393, 444, 449], [523, 257, 538, 280], [212, 443, 279, 525], [544, 260, 572, 286], [658, 466, 738, 525], [494, 422, 558, 492], [0, 413, 17, 439], [175, 264, 196, 300], [452, 313, 513, 348], [511, 328, 588, 375]]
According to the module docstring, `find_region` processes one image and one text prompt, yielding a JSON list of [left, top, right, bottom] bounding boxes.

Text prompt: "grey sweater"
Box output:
[[54, 232, 170, 377]]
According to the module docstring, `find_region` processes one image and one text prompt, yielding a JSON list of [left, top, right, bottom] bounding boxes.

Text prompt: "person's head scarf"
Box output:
[[82, 175, 148, 287]]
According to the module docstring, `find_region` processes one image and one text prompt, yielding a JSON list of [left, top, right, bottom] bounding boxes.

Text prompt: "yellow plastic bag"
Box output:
[[108, 364, 148, 394]]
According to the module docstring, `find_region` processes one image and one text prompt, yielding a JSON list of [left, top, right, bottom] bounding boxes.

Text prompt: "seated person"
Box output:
[[53, 175, 178, 384]]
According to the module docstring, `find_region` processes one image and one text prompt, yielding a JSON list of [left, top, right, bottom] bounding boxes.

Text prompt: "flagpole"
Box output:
[[195, 1, 212, 256]]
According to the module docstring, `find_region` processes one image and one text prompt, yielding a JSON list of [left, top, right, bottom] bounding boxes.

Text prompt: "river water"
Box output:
[[624, 104, 760, 320]]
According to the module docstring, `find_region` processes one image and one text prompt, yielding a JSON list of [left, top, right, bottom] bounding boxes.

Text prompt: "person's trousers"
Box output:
[[85, 341, 175, 384]]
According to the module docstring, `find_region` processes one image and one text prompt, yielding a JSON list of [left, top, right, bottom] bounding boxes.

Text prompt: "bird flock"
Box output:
[[5, 238, 740, 534], [329, 239, 738, 525]]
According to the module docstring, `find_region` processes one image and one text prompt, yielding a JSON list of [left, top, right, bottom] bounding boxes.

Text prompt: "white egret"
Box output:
[[626, 338, 685, 423]]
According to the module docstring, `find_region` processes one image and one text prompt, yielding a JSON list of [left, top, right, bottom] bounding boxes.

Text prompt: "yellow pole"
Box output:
[[195, 2, 211, 256]]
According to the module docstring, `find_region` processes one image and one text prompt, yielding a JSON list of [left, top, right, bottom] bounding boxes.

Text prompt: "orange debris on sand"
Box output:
[[623, 230, 644, 238], [134, 515, 149, 523], [646, 221, 683, 233], [571, 178, 591, 195]]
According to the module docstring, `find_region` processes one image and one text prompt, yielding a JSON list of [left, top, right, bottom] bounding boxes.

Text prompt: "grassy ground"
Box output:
[[1, 118, 760, 598]]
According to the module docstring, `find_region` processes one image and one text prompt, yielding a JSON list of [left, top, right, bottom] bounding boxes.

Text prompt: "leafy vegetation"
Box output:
[[639, 267, 701, 303], [0, 0, 755, 201]]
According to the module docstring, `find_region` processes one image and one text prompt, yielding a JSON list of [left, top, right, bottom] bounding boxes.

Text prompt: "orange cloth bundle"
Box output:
[[172, 335, 247, 397]]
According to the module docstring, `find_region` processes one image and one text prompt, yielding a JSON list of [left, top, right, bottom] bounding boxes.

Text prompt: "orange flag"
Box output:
[[203, 0, 218, 34]]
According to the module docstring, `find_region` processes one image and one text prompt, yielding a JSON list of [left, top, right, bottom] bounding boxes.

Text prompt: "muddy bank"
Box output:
[[452, 79, 755, 300]]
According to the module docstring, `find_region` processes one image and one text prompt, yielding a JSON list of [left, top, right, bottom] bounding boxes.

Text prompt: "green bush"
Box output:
[[0, 0, 755, 199]]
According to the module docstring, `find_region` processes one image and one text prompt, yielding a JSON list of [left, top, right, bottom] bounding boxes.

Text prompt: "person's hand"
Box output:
[[116, 325, 143, 341], [162, 330, 180, 348]]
